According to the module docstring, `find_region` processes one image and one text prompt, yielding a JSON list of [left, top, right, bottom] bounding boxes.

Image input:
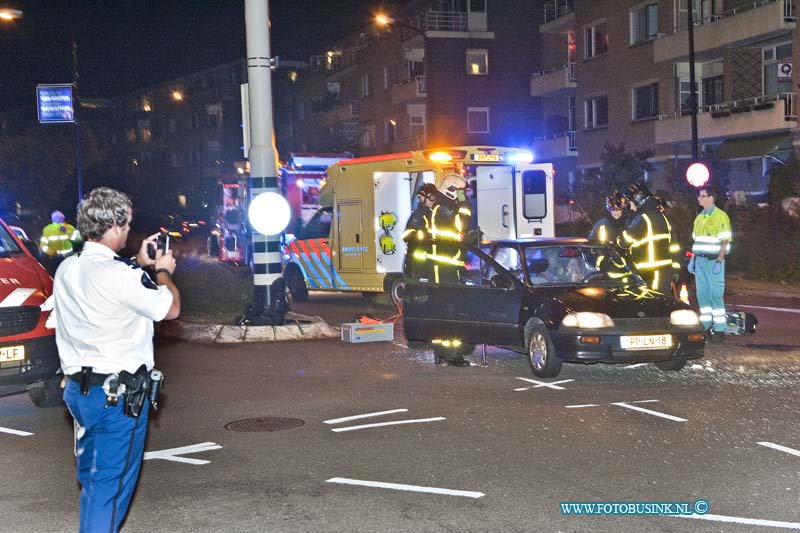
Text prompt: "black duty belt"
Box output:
[[68, 371, 112, 386], [696, 254, 720, 260]]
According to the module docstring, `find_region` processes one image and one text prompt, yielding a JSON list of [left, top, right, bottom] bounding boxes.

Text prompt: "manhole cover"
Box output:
[[225, 417, 305, 432]]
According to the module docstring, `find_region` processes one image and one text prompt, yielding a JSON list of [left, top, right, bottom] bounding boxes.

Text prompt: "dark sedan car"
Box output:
[[403, 238, 705, 377]]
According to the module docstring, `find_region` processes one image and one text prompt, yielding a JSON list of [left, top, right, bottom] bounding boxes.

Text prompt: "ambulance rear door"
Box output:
[[373, 172, 412, 275], [337, 200, 364, 272], [514, 163, 555, 239], [475, 165, 514, 241]]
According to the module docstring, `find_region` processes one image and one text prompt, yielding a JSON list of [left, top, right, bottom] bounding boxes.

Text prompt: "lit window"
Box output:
[[467, 107, 490, 134], [466, 49, 488, 75]]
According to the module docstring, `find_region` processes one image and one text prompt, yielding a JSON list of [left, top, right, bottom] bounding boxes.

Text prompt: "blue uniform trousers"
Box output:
[[63, 379, 149, 533], [694, 256, 727, 332]]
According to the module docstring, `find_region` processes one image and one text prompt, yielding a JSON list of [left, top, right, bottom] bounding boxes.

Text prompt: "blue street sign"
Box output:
[[36, 84, 75, 123]]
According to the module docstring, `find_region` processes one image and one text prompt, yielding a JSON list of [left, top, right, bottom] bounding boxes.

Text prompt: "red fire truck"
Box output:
[[208, 153, 350, 263], [0, 215, 62, 407]]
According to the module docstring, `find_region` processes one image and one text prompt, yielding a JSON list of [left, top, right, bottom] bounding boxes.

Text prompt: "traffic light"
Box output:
[[685, 162, 710, 188]]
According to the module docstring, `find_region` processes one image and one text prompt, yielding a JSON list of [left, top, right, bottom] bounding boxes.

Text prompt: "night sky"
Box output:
[[0, 0, 392, 112]]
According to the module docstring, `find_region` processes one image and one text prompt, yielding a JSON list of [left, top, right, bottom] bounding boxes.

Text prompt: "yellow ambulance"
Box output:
[[282, 146, 554, 306]]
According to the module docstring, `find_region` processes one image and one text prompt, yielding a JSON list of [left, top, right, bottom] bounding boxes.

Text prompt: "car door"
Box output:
[[403, 245, 524, 345]]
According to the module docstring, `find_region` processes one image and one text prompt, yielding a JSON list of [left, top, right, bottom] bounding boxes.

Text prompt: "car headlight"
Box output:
[[561, 312, 615, 328], [670, 309, 700, 326]]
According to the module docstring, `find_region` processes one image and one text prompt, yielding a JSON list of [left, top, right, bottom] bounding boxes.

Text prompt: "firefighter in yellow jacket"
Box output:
[[40, 210, 82, 273], [618, 182, 680, 295]]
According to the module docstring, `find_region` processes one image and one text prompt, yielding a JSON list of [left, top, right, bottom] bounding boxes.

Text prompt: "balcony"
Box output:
[[315, 100, 359, 126], [531, 63, 576, 97], [540, 0, 575, 33], [391, 76, 427, 105], [532, 131, 577, 159], [654, 0, 795, 63], [654, 93, 796, 144]]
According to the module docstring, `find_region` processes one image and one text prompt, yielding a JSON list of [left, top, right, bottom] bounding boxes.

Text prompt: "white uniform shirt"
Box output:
[[54, 241, 173, 375]]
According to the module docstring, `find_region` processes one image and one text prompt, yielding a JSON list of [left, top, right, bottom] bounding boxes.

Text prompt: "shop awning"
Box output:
[[712, 132, 792, 160]]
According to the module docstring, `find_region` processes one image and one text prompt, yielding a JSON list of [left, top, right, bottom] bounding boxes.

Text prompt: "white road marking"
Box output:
[[0, 288, 35, 307], [736, 304, 800, 315], [565, 404, 599, 409], [628, 399, 659, 404], [624, 363, 649, 369], [331, 417, 445, 433], [0, 426, 33, 436], [757, 441, 800, 458], [679, 512, 800, 529], [515, 377, 574, 390], [324, 409, 409, 425], [143, 442, 222, 465], [327, 477, 484, 498], [611, 402, 687, 422]]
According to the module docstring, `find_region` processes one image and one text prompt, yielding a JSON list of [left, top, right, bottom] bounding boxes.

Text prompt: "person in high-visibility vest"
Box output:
[[618, 182, 679, 295], [588, 191, 628, 244], [402, 183, 438, 280], [687, 185, 732, 341], [40, 210, 82, 273]]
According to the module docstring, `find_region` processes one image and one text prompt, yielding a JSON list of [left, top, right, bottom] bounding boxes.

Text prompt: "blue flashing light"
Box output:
[[507, 151, 534, 164]]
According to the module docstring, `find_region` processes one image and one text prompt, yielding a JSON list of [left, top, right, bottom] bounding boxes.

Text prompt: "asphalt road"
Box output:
[[2, 313, 799, 532]]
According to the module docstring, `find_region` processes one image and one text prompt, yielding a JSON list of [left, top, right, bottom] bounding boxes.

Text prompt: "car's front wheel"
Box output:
[[27, 374, 63, 408], [654, 359, 687, 371], [526, 324, 562, 378]]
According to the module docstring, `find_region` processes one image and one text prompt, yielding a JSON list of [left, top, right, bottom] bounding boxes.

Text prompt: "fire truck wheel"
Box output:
[[207, 235, 220, 257], [284, 263, 309, 302], [27, 374, 64, 408]]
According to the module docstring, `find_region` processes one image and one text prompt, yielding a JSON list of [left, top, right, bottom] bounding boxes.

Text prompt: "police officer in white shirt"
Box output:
[[54, 187, 180, 533]]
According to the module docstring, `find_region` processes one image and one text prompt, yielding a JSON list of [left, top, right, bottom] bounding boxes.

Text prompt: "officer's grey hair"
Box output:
[[77, 187, 132, 241]]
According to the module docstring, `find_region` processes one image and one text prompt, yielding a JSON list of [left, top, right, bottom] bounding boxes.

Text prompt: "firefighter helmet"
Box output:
[[416, 183, 438, 200], [625, 181, 651, 209], [51, 210, 66, 223], [439, 173, 467, 201], [378, 211, 397, 230], [604, 192, 628, 212], [379, 233, 396, 255]]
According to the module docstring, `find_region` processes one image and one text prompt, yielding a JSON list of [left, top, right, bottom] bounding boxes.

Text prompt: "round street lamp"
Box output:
[[686, 162, 710, 188]]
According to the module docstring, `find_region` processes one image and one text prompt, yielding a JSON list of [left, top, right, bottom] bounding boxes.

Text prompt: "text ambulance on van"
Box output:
[[0, 215, 62, 407], [282, 146, 554, 306]]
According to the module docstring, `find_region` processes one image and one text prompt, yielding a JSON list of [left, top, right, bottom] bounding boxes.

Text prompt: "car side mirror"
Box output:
[[22, 239, 41, 258], [490, 274, 513, 290]]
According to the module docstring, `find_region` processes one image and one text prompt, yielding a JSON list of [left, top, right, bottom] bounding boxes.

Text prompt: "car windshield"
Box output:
[[0, 223, 23, 257], [522, 244, 640, 286]]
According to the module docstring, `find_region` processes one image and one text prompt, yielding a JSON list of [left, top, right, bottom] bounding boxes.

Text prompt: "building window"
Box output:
[[361, 72, 373, 98], [763, 42, 793, 96], [583, 22, 608, 59], [327, 81, 341, 98], [409, 114, 425, 144], [676, 0, 716, 32], [584, 95, 608, 129], [466, 49, 488, 75], [467, 107, 490, 133], [470, 0, 486, 12], [630, 3, 658, 44], [632, 83, 659, 119], [361, 122, 375, 148], [385, 119, 397, 143], [702, 75, 723, 107]]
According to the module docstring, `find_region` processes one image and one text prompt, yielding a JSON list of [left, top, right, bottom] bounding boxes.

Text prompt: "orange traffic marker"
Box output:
[[679, 283, 690, 305]]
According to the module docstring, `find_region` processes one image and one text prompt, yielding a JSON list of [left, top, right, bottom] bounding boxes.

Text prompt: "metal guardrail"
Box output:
[[532, 130, 578, 153], [671, 0, 793, 33], [531, 62, 576, 83], [416, 75, 427, 96], [543, 0, 575, 23], [656, 92, 796, 120]]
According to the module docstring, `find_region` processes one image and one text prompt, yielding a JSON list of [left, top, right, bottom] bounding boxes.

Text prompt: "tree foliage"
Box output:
[[0, 124, 103, 218]]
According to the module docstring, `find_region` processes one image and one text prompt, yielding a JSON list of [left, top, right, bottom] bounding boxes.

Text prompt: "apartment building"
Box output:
[[283, 0, 543, 158], [534, 0, 797, 199]]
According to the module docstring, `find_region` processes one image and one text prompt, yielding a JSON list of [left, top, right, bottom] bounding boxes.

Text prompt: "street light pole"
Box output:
[[375, 14, 430, 148], [72, 38, 84, 202], [688, 0, 699, 161]]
